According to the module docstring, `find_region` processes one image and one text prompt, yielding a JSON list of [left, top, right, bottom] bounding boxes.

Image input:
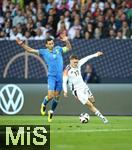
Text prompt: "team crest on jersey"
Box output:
[[53, 54, 57, 58]]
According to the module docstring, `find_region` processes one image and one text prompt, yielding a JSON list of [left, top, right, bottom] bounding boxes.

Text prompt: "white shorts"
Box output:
[[72, 87, 93, 105]]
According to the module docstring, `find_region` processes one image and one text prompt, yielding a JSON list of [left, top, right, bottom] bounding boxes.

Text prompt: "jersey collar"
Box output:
[[47, 48, 56, 53]]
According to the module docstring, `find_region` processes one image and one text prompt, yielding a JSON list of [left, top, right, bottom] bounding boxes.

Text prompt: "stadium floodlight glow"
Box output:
[[0, 84, 24, 115]]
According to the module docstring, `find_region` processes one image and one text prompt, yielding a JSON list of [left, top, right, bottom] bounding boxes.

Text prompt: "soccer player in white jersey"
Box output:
[[63, 51, 108, 124]]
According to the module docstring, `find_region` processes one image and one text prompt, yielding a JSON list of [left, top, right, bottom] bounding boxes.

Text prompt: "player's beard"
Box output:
[[48, 46, 53, 50]]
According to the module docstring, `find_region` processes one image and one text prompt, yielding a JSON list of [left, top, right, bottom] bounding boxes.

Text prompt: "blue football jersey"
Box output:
[[39, 46, 65, 76]]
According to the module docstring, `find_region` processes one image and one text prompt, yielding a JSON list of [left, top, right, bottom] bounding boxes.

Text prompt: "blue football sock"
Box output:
[[43, 96, 49, 106], [51, 99, 58, 112]]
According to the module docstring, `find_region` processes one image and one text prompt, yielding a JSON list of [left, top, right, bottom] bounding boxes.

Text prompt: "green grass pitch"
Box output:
[[0, 116, 132, 150]]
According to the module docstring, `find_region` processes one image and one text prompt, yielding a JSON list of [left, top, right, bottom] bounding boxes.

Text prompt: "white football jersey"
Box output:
[[63, 53, 98, 93], [64, 65, 87, 91]]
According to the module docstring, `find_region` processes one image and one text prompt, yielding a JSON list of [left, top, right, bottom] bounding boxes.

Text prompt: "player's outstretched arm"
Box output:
[[16, 38, 39, 55], [78, 51, 104, 67], [60, 35, 72, 52], [96, 51, 103, 56]]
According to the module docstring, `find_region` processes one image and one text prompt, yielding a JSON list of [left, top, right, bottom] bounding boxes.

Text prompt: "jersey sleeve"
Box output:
[[63, 69, 69, 93], [78, 53, 98, 67], [56, 46, 68, 53], [38, 49, 45, 56]]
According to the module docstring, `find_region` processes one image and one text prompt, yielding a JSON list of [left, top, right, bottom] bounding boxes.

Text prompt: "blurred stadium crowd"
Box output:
[[0, 0, 131, 40]]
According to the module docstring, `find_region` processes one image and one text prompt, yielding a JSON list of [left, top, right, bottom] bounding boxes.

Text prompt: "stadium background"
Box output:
[[0, 1, 132, 150], [0, 39, 132, 82], [0, 39, 132, 115]]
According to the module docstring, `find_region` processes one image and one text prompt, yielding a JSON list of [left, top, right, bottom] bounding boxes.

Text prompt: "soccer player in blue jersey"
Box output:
[[16, 36, 72, 122]]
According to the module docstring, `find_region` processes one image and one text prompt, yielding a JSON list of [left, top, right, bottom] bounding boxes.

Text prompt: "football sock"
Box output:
[[51, 99, 58, 112], [43, 96, 49, 106], [95, 110, 105, 120]]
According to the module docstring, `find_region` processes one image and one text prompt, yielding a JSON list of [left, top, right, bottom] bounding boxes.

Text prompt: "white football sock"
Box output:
[[95, 110, 108, 123]]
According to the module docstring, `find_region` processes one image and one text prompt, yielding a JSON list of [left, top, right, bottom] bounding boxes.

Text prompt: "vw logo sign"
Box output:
[[0, 84, 24, 115]]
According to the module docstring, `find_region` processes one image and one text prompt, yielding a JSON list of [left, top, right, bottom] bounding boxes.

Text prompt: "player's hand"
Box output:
[[16, 38, 24, 45], [64, 92, 68, 97], [96, 51, 103, 56]]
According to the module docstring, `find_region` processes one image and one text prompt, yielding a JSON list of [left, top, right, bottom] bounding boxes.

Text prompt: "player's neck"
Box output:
[[70, 64, 77, 69], [47, 47, 53, 52]]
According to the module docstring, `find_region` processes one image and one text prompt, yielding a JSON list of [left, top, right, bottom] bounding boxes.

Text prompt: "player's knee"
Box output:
[[47, 94, 54, 100], [89, 97, 95, 103]]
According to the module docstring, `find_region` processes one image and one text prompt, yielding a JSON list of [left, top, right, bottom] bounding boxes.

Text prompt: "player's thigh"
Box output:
[[74, 88, 93, 105], [86, 88, 95, 103], [55, 80, 62, 93], [88, 96, 95, 103], [48, 76, 56, 91]]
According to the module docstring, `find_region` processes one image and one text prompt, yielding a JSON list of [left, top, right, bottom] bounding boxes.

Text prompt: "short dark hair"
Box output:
[[45, 37, 54, 44], [69, 55, 79, 60]]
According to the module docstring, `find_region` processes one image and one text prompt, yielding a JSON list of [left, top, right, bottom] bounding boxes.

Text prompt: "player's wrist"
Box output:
[[95, 53, 99, 57], [20, 41, 25, 46]]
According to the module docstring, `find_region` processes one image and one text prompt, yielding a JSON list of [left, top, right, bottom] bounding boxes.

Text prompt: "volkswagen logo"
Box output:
[[0, 84, 24, 115]]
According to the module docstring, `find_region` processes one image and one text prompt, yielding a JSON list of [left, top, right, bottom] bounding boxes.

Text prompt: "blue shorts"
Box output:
[[48, 75, 62, 92]]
